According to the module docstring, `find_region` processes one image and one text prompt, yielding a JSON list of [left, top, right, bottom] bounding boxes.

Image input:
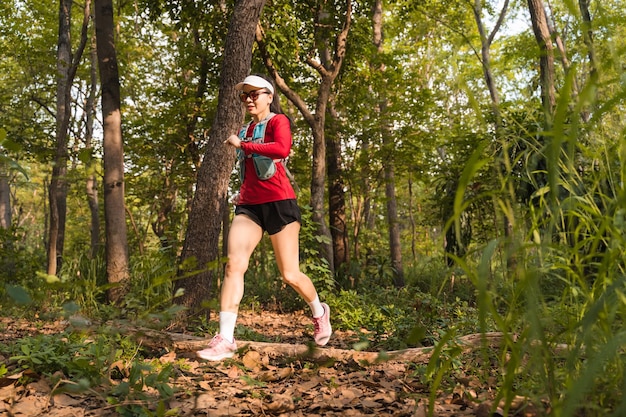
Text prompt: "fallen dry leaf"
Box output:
[[0, 312, 548, 417]]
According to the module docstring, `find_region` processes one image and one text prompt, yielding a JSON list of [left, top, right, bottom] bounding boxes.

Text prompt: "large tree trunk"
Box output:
[[175, 0, 267, 324], [373, 0, 404, 287], [95, 0, 130, 303]]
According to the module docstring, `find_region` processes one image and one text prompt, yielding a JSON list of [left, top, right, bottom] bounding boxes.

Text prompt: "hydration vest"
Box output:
[[237, 113, 280, 181], [236, 113, 299, 191]]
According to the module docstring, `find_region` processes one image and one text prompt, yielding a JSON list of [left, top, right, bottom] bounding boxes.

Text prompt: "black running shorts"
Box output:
[[235, 199, 302, 235]]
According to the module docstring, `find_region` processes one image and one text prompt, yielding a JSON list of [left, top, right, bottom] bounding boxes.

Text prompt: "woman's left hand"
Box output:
[[224, 134, 242, 148]]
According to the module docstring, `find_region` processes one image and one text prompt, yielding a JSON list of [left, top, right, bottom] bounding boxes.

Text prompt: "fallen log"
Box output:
[[169, 331, 505, 364]]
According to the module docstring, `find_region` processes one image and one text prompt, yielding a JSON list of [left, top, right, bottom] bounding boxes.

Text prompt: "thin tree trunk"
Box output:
[[527, 0, 556, 118], [0, 166, 10, 230], [472, 0, 515, 267], [48, 0, 73, 276], [49, 0, 91, 275], [0, 163, 14, 276], [354, 136, 374, 263], [95, 0, 130, 303], [544, 2, 589, 122], [578, 0, 596, 122], [175, 0, 267, 324], [373, 0, 404, 287], [86, 32, 100, 258], [327, 87, 349, 271]]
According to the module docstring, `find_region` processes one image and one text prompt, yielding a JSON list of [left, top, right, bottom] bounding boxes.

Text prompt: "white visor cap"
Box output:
[[235, 75, 274, 94]]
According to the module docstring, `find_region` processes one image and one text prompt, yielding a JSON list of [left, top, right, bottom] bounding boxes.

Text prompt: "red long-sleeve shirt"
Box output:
[[237, 114, 297, 205]]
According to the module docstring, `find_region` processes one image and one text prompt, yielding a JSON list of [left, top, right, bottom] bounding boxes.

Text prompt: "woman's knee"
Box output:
[[281, 270, 304, 287], [225, 255, 249, 275]]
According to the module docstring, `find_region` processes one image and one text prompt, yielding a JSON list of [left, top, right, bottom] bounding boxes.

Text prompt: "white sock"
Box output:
[[308, 295, 325, 318], [218, 311, 238, 342]]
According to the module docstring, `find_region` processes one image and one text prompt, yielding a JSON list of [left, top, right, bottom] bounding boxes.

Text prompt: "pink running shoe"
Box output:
[[197, 334, 237, 361], [312, 303, 332, 346]]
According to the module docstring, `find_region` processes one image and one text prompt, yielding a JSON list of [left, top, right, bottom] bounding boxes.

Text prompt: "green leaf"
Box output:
[[406, 325, 427, 346], [36, 271, 61, 284], [5, 284, 32, 305], [78, 148, 92, 164]]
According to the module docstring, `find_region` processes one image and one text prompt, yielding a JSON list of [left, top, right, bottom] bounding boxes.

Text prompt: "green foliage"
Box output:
[[8, 331, 119, 385], [1, 329, 175, 416], [298, 205, 335, 294], [435, 54, 626, 414], [325, 287, 484, 351], [108, 362, 175, 417]]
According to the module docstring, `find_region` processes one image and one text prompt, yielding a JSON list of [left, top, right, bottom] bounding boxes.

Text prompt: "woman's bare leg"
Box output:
[[220, 214, 263, 313], [270, 221, 332, 345], [269, 221, 318, 302]]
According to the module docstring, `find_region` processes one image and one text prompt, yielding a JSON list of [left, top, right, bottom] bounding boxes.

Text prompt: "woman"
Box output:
[[197, 74, 332, 361]]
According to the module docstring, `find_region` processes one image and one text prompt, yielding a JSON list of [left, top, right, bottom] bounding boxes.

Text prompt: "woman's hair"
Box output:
[[252, 73, 293, 128]]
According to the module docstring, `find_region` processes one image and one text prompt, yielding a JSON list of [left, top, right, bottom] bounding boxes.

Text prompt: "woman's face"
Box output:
[[239, 87, 272, 120]]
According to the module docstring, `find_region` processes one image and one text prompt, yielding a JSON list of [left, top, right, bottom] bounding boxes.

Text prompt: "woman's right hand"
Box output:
[[224, 134, 242, 148]]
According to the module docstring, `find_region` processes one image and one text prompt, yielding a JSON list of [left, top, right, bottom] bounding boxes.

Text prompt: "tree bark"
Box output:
[[175, 0, 267, 324], [373, 0, 404, 287], [48, 0, 91, 275], [578, 0, 596, 80], [85, 32, 100, 259], [327, 84, 349, 271], [95, 0, 130, 303], [169, 331, 505, 364], [472, 0, 516, 268], [0, 165, 10, 230], [527, 0, 556, 118], [47, 0, 72, 276]]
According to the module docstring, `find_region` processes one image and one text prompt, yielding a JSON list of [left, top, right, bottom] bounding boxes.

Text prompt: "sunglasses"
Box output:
[[239, 90, 270, 102]]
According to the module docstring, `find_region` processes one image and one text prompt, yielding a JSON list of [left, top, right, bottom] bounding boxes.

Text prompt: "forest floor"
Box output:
[[0, 311, 546, 417]]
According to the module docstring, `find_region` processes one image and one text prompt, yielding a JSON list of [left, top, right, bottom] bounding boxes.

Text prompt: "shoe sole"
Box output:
[[196, 349, 236, 361]]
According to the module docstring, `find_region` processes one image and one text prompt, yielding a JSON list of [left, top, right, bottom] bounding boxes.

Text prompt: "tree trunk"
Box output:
[[472, 0, 506, 127], [327, 102, 349, 271], [47, 0, 73, 276], [472, 0, 515, 267], [95, 0, 130, 303], [175, 0, 267, 324], [577, 0, 595, 122], [383, 149, 404, 288], [168, 331, 505, 364], [353, 134, 374, 265], [373, 0, 404, 287], [86, 32, 100, 258], [527, 0, 556, 118], [0, 165, 10, 230], [48, 0, 91, 275], [578, 0, 596, 78]]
